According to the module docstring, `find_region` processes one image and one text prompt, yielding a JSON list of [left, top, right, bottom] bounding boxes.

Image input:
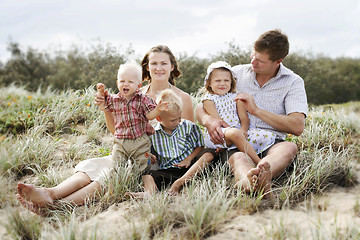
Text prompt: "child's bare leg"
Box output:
[[125, 175, 157, 199], [169, 152, 214, 194], [224, 128, 261, 164], [234, 167, 260, 193], [17, 172, 92, 206]]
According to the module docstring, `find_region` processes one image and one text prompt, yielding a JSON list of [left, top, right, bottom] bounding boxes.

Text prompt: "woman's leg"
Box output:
[[17, 172, 95, 206]]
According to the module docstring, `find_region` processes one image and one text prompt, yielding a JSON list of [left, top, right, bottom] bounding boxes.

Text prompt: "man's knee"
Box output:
[[285, 142, 298, 160], [268, 141, 298, 164]]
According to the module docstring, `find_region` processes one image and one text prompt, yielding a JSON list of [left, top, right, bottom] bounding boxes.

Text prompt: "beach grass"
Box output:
[[0, 85, 359, 239]]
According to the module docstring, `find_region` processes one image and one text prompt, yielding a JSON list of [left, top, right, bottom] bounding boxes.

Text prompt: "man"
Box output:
[[196, 29, 308, 198]]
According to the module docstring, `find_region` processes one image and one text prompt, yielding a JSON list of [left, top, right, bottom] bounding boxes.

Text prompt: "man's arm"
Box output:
[[235, 93, 305, 136], [195, 103, 229, 144]]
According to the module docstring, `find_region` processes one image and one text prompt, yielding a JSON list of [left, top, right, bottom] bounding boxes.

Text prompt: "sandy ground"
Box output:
[[43, 182, 356, 240], [208, 185, 360, 239], [1, 178, 360, 239]]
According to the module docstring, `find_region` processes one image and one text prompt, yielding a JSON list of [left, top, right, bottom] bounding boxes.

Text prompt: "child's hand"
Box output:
[[95, 83, 107, 111], [96, 83, 105, 96], [150, 153, 157, 164], [157, 101, 169, 112], [173, 157, 191, 168]]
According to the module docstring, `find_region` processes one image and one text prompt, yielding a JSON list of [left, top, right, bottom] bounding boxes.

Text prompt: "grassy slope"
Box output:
[[0, 85, 359, 239]]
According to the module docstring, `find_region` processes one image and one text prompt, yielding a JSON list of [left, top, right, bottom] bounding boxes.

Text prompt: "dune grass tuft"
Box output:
[[0, 85, 359, 239]]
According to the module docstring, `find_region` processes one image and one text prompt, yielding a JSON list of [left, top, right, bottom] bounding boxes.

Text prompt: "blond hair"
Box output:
[[117, 63, 142, 84], [156, 89, 183, 112]]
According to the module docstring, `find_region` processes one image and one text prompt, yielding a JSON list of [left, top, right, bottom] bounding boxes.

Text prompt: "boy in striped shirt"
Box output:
[[126, 89, 205, 198]]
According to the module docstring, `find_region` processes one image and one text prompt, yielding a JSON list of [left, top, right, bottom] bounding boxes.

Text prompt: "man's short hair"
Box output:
[[254, 29, 289, 61]]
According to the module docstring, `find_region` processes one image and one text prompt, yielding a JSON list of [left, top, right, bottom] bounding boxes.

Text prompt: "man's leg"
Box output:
[[255, 141, 297, 198], [258, 141, 297, 178]]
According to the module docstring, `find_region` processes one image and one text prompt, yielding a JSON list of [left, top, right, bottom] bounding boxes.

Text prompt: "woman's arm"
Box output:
[[179, 92, 195, 122]]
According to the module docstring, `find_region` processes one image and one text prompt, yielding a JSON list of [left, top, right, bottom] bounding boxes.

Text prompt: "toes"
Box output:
[[258, 161, 270, 171], [17, 183, 24, 195], [250, 167, 260, 175]]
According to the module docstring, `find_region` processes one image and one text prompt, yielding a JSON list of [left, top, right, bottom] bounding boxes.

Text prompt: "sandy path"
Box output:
[[207, 185, 360, 239]]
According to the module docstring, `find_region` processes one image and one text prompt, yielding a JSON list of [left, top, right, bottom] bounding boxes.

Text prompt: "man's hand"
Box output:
[[207, 117, 229, 144], [234, 93, 258, 116]]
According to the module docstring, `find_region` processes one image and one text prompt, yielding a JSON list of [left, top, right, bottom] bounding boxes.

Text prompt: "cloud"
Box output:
[[1, 0, 360, 62]]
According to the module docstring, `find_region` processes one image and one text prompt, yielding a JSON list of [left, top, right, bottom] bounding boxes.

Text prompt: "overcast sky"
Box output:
[[1, 0, 360, 63]]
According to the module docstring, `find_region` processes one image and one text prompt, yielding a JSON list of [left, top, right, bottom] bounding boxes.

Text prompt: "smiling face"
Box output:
[[147, 52, 174, 83], [117, 69, 141, 100], [208, 69, 233, 96]]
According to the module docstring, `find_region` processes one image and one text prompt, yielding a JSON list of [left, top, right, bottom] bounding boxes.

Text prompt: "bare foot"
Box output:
[[168, 179, 184, 196], [16, 194, 49, 216], [17, 183, 54, 206], [125, 191, 151, 200], [257, 161, 275, 199], [235, 168, 260, 193]]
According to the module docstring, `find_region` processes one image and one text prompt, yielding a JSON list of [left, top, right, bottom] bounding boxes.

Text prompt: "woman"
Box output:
[[140, 45, 194, 122], [16, 45, 194, 215]]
